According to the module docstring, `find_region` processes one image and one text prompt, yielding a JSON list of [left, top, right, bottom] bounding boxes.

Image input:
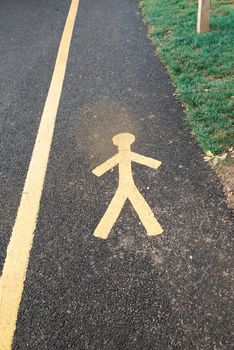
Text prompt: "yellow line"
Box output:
[[0, 1, 80, 348]]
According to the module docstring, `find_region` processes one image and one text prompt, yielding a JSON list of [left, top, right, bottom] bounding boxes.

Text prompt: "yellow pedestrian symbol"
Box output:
[[92, 133, 163, 239]]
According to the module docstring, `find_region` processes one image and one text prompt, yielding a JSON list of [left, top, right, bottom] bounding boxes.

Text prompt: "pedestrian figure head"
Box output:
[[112, 133, 135, 150]]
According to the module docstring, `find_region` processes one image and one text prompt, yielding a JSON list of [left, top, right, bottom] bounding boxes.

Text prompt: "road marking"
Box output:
[[92, 133, 163, 239], [0, 0, 80, 348]]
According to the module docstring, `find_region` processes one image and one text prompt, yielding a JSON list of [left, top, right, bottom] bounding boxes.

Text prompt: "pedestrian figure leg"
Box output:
[[128, 188, 163, 236], [94, 189, 127, 239]]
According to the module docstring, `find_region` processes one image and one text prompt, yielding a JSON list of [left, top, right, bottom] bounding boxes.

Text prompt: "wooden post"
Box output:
[[197, 0, 211, 33]]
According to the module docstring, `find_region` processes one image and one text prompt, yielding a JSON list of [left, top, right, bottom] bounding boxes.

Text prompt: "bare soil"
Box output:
[[217, 164, 234, 210]]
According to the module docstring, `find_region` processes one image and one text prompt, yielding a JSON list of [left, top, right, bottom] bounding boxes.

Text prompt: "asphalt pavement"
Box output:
[[0, 0, 233, 349]]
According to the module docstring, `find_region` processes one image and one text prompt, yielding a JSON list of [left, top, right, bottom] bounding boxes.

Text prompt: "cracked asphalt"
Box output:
[[0, 0, 233, 349]]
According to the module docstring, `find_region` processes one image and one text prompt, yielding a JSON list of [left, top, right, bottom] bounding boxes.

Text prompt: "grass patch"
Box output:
[[140, 0, 234, 154]]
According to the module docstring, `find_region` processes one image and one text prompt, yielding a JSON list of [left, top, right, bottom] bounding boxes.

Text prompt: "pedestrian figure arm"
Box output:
[[92, 154, 119, 177], [131, 152, 161, 169]]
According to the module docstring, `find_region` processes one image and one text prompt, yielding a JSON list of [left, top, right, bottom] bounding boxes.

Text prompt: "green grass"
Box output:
[[140, 0, 234, 154]]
